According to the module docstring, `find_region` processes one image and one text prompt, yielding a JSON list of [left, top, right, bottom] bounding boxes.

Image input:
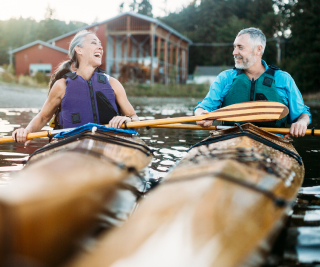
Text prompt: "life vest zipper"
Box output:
[[250, 78, 255, 101], [87, 80, 98, 123]]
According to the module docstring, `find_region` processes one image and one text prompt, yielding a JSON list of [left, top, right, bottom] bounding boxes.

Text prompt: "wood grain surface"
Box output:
[[65, 123, 304, 267], [0, 132, 152, 267]]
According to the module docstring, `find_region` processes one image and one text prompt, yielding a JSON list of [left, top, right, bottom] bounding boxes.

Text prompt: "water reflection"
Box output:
[[0, 97, 320, 266]]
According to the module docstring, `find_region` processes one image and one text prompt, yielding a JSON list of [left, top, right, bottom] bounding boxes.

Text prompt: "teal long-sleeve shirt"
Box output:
[[195, 60, 312, 124]]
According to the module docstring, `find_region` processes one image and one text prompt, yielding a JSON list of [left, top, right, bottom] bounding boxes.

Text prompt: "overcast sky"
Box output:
[[0, 0, 195, 24]]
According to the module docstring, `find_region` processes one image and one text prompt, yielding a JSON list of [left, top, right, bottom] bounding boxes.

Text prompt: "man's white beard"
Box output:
[[234, 53, 257, 69]]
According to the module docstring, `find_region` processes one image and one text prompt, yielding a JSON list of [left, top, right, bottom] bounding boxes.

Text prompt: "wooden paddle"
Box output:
[[0, 101, 288, 143], [147, 124, 320, 135]]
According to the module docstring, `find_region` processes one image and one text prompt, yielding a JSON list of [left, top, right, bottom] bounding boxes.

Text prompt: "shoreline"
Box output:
[[0, 82, 319, 108]]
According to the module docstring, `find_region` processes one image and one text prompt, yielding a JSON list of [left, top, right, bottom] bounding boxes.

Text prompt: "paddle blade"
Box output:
[[205, 101, 289, 122]]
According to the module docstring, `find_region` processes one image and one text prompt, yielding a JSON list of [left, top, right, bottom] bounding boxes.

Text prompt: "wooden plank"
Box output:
[[121, 36, 125, 61], [127, 35, 132, 59], [185, 46, 188, 82], [164, 39, 168, 76], [157, 37, 161, 66], [126, 16, 131, 31], [0, 133, 152, 266], [180, 48, 184, 81], [175, 45, 180, 82], [107, 31, 151, 36], [65, 124, 304, 267], [169, 43, 173, 75], [112, 36, 116, 73]]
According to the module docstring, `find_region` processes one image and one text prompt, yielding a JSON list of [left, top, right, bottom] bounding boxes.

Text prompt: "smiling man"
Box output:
[[194, 27, 311, 138]]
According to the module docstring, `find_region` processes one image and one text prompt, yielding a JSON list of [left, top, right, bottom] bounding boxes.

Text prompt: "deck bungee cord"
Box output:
[[188, 147, 294, 182], [29, 130, 153, 159], [163, 170, 294, 208], [189, 124, 303, 165]]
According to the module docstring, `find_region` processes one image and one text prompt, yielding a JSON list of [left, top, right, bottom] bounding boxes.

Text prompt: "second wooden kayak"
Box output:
[[0, 126, 153, 267], [65, 123, 304, 267]]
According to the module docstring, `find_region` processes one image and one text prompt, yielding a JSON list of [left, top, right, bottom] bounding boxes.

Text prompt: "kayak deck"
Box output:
[[0, 130, 152, 267], [65, 123, 304, 267]]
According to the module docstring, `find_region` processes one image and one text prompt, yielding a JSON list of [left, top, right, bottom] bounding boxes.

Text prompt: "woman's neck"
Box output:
[[76, 65, 96, 80]]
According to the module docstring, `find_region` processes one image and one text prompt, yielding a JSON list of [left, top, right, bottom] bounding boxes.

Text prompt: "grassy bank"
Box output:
[[124, 83, 209, 98], [1, 74, 320, 104], [0, 70, 49, 89]]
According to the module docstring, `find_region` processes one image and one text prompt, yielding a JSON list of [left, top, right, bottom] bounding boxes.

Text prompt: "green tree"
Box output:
[[160, 0, 279, 73], [138, 0, 153, 17], [119, 2, 125, 13], [274, 0, 320, 93], [0, 10, 87, 65], [129, 0, 138, 12]]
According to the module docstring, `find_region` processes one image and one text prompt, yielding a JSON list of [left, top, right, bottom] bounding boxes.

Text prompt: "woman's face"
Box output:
[[77, 34, 103, 67]]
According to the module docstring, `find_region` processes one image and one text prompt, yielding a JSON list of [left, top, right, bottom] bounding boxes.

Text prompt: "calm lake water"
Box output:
[[0, 96, 320, 266]]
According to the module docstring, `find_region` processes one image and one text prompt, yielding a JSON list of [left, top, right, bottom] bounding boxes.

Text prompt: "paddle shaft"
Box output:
[[0, 116, 206, 143], [147, 124, 320, 135], [0, 101, 288, 143], [0, 131, 50, 143]]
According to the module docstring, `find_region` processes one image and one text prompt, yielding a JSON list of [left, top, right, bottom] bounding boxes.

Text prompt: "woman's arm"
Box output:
[[108, 77, 139, 128], [12, 79, 66, 146]]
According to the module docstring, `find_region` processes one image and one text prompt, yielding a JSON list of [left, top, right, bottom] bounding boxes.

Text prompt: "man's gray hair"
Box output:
[[237, 28, 266, 55]]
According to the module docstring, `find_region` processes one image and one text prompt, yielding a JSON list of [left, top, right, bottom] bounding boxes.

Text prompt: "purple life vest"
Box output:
[[59, 68, 119, 129]]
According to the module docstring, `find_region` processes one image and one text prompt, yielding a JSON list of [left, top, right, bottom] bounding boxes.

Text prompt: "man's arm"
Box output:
[[279, 71, 312, 138], [285, 113, 310, 138], [194, 70, 233, 127]]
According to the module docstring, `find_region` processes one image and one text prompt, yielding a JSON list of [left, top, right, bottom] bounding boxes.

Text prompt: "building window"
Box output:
[[29, 64, 52, 76]]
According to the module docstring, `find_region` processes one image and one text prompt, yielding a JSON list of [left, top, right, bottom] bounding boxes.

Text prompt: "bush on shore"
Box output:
[[0, 66, 49, 88], [124, 83, 209, 98]]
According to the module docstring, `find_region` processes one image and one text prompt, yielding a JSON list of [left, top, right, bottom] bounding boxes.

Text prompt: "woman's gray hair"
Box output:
[[69, 30, 94, 68], [237, 28, 266, 55], [49, 30, 95, 90]]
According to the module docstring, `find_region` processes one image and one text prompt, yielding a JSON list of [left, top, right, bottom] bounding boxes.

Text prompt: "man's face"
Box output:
[[233, 34, 257, 69]]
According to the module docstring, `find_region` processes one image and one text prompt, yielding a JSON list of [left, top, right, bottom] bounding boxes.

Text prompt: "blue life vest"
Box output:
[[58, 68, 119, 129]]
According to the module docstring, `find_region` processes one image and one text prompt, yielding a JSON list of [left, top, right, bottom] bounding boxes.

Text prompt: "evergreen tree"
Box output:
[[138, 0, 153, 17], [0, 15, 87, 65], [129, 0, 138, 12], [274, 0, 320, 93], [160, 0, 279, 73]]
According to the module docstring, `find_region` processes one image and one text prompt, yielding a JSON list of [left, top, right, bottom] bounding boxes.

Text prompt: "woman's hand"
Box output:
[[108, 116, 132, 129], [12, 128, 31, 147]]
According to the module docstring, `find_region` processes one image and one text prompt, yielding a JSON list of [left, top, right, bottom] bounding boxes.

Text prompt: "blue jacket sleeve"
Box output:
[[283, 72, 312, 124], [194, 71, 230, 112]]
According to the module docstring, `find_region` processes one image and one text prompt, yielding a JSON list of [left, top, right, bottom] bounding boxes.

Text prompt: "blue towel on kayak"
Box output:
[[53, 123, 138, 139]]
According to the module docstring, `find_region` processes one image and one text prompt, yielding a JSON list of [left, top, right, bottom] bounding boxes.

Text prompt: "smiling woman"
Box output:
[[12, 30, 139, 146]]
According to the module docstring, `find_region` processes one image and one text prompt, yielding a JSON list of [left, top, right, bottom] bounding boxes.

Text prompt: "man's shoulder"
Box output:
[[274, 68, 294, 84], [216, 68, 237, 80]]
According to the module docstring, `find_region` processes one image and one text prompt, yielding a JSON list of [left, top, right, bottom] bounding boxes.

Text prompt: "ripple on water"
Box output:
[[0, 152, 29, 156], [160, 160, 175, 166], [159, 148, 187, 158], [171, 146, 189, 151], [284, 227, 320, 263], [300, 186, 320, 195], [157, 166, 169, 172]]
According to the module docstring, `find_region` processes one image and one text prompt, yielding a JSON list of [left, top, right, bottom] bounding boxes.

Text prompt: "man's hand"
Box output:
[[195, 108, 214, 128], [284, 113, 310, 138]]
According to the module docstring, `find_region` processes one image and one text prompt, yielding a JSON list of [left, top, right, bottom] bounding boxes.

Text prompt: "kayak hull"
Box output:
[[0, 130, 152, 267], [65, 123, 304, 267]]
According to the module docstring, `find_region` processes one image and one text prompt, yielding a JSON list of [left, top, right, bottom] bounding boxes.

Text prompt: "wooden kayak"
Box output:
[[0, 127, 153, 267], [65, 123, 304, 267]]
